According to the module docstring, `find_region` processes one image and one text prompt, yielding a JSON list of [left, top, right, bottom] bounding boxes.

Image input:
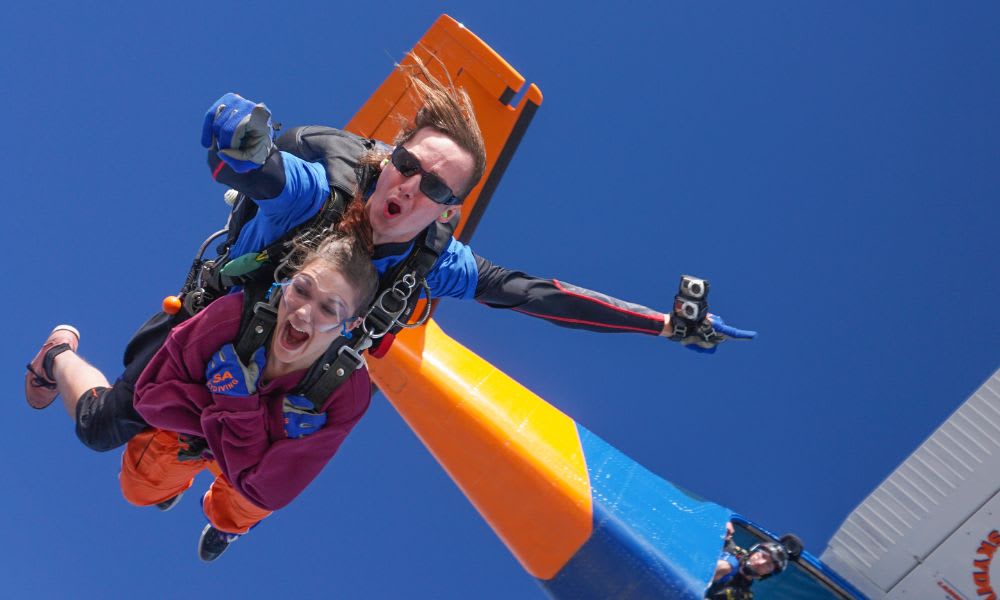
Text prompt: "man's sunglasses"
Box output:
[[390, 145, 463, 206]]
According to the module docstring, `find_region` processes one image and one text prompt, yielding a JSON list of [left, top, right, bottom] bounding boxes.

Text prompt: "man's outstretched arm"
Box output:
[[474, 255, 670, 335], [473, 255, 757, 351]]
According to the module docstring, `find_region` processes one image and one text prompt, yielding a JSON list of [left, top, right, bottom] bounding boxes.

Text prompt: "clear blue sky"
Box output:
[[3, 2, 998, 598]]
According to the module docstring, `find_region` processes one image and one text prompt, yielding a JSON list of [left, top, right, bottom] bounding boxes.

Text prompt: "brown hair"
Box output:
[[283, 201, 378, 315], [391, 53, 487, 199]]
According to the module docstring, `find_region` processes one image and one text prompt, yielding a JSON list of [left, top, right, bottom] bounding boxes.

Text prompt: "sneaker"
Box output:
[[156, 492, 184, 512], [25, 325, 81, 409], [198, 524, 240, 562]]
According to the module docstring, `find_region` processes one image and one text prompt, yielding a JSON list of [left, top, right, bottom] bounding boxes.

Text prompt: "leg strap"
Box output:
[[26, 343, 72, 388]]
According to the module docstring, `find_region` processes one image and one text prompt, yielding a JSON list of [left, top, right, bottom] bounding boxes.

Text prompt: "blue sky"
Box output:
[[3, 2, 998, 598]]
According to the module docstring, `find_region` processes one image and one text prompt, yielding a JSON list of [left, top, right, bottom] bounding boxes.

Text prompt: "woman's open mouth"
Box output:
[[280, 321, 311, 352], [385, 200, 401, 218]]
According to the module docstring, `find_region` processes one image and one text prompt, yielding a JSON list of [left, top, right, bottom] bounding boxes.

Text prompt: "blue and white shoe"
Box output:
[[197, 524, 240, 562]]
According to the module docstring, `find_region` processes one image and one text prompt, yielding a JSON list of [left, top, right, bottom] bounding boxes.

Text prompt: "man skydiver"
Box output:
[[25, 57, 756, 454]]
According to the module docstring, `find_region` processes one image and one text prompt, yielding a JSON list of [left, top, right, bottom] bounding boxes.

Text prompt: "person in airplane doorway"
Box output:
[[708, 522, 804, 599]]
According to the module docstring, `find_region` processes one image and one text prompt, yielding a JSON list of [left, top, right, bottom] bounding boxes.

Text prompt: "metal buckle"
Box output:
[[396, 278, 433, 329], [337, 343, 366, 370], [362, 271, 433, 337], [697, 321, 723, 345]]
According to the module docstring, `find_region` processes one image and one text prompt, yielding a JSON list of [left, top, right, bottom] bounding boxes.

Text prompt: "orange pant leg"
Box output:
[[202, 473, 272, 534], [120, 428, 210, 506]]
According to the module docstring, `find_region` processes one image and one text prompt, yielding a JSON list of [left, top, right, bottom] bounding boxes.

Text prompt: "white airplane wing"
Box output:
[[821, 368, 1000, 599]]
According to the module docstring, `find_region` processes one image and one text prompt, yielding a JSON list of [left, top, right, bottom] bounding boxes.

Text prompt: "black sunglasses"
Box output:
[[390, 145, 463, 206]]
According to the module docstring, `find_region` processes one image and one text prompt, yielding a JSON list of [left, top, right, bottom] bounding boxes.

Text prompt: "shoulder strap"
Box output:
[[276, 125, 379, 199], [381, 220, 452, 326], [363, 221, 449, 345], [222, 191, 259, 255], [233, 281, 280, 364], [293, 336, 370, 411]]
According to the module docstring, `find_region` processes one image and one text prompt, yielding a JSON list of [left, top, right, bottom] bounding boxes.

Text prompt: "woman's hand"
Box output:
[[205, 344, 266, 396]]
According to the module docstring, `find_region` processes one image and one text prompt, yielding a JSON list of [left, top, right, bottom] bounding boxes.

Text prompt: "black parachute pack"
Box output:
[[181, 126, 452, 413]]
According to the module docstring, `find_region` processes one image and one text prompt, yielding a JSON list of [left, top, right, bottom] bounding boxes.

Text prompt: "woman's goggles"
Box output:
[[390, 145, 463, 206], [281, 275, 350, 334]]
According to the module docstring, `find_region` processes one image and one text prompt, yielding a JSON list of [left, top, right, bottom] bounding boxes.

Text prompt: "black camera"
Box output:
[[679, 275, 708, 300], [673, 297, 705, 322]]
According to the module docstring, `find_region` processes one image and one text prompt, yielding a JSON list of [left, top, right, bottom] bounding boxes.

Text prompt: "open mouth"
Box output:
[[385, 200, 401, 217], [280, 321, 311, 351]]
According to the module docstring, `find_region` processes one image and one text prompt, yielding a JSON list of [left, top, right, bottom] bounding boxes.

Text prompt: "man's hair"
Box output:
[[393, 53, 487, 200], [284, 200, 378, 315]]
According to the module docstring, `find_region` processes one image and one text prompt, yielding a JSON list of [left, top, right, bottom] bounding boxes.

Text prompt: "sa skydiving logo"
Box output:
[[973, 530, 1000, 600], [208, 370, 240, 393]]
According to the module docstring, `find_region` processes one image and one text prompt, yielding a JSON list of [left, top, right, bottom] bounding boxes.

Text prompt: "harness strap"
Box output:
[[234, 285, 280, 365], [367, 221, 452, 353], [223, 192, 259, 253], [294, 337, 371, 410]]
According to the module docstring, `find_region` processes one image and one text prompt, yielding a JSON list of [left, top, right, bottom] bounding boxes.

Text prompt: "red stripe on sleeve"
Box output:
[[212, 159, 226, 180], [552, 280, 665, 323], [511, 307, 661, 335]]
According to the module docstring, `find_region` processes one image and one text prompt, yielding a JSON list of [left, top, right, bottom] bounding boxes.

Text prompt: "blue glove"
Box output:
[[282, 395, 328, 439], [205, 344, 266, 396], [201, 93, 274, 173], [682, 314, 757, 354]]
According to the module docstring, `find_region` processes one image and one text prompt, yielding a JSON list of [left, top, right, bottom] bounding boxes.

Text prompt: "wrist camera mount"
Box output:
[[670, 275, 721, 345]]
